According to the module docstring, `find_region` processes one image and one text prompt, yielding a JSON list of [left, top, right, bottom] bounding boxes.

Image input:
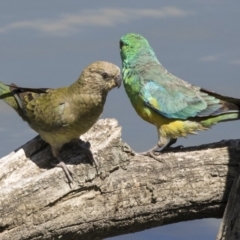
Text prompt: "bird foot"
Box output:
[[136, 150, 165, 163], [162, 145, 184, 152], [122, 143, 165, 162], [122, 143, 136, 155], [124, 139, 183, 164], [77, 141, 99, 168], [51, 159, 74, 184]]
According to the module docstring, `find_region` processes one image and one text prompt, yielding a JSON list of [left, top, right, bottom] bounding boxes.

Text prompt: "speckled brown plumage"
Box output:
[[0, 61, 121, 183]]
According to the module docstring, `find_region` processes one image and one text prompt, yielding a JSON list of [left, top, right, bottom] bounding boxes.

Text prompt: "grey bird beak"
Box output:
[[115, 75, 122, 88]]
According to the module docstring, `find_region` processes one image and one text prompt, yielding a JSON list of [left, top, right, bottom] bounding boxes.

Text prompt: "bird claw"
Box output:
[[137, 150, 165, 163], [122, 143, 136, 155], [77, 142, 99, 168], [149, 151, 165, 163], [51, 159, 74, 184]]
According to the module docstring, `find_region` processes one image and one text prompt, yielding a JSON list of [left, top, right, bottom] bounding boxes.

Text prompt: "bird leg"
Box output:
[[163, 138, 177, 149], [137, 136, 172, 156], [161, 138, 183, 152], [131, 138, 182, 163], [123, 144, 164, 163], [51, 158, 74, 183], [123, 144, 164, 162], [51, 147, 74, 183], [138, 144, 166, 162], [78, 142, 99, 167], [137, 145, 160, 156], [73, 139, 99, 168]]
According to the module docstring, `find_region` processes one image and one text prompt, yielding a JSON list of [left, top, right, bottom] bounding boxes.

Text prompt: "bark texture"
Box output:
[[0, 118, 239, 240], [217, 165, 240, 240]]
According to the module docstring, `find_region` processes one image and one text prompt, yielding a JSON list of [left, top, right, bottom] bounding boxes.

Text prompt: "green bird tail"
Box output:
[[199, 88, 240, 127], [0, 81, 32, 123], [201, 112, 240, 128], [0, 81, 50, 122], [0, 81, 19, 111]]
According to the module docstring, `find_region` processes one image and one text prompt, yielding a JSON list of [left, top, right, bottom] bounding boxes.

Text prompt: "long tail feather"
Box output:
[[0, 81, 19, 111]]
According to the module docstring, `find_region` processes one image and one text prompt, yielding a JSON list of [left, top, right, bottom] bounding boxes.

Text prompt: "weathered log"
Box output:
[[0, 118, 239, 240], [217, 159, 240, 240]]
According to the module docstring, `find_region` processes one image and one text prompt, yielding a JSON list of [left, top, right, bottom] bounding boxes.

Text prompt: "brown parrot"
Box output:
[[0, 61, 121, 183]]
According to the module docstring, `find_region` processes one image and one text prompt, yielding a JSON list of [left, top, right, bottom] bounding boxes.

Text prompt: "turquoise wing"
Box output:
[[140, 80, 224, 120]]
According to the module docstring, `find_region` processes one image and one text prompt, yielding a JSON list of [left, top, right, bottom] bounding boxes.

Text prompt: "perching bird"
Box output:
[[120, 33, 240, 159], [0, 61, 121, 182]]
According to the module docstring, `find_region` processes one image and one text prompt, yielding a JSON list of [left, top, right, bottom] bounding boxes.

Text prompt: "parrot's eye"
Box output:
[[102, 72, 109, 79]]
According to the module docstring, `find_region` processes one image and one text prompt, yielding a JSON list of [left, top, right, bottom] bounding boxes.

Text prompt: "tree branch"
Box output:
[[217, 154, 240, 240], [0, 118, 239, 240]]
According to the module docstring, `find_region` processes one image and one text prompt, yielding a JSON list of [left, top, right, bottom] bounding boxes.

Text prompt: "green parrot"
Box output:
[[120, 33, 240, 159], [0, 61, 121, 183]]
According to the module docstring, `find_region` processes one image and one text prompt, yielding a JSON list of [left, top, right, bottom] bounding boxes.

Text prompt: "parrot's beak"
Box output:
[[119, 40, 124, 49], [115, 75, 122, 88]]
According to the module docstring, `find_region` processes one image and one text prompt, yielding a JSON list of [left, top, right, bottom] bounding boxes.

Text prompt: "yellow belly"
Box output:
[[134, 102, 204, 138]]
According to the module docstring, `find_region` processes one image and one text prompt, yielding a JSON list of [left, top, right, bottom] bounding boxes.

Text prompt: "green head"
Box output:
[[120, 33, 157, 62]]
